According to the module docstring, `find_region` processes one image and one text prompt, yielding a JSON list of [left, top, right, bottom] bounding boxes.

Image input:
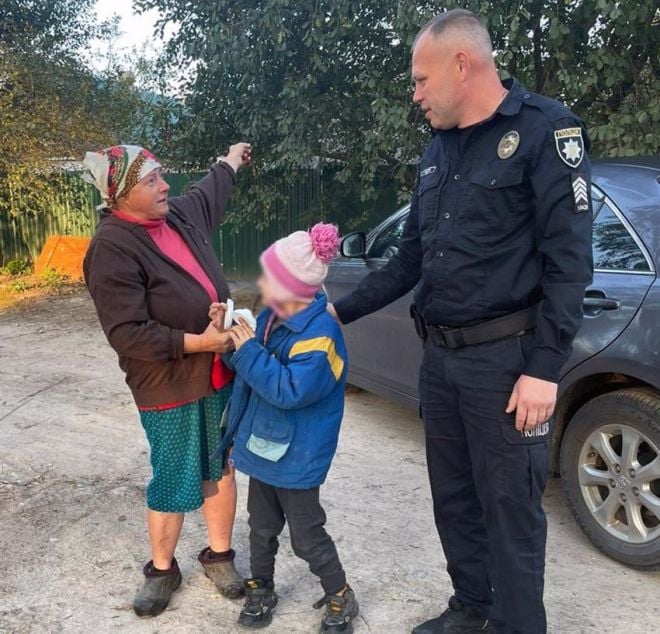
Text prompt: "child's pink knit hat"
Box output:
[[260, 223, 341, 302]]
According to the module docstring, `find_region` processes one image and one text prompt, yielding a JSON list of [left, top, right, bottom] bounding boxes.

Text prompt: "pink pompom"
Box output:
[[309, 223, 340, 264]]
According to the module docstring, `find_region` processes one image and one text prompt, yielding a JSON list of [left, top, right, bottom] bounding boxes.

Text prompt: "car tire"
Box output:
[[560, 388, 660, 570]]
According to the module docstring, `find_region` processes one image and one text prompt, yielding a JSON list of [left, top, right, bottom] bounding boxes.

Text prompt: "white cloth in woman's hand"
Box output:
[[224, 298, 257, 330]]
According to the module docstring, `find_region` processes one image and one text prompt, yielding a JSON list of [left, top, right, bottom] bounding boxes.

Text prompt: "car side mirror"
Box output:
[[340, 232, 366, 258]]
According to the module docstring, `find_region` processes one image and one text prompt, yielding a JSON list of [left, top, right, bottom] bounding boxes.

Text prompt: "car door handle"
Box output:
[[583, 297, 620, 310]]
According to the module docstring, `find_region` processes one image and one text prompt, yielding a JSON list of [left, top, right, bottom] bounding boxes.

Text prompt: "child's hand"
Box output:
[[229, 318, 256, 351], [209, 302, 227, 330]]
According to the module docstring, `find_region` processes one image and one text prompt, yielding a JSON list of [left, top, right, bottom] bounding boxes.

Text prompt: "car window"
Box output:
[[592, 203, 651, 272], [591, 186, 605, 217], [369, 215, 407, 259]]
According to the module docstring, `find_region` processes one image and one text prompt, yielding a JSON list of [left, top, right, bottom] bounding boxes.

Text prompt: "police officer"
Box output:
[[329, 9, 593, 634]]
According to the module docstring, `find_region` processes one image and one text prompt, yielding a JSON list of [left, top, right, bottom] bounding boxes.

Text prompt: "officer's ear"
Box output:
[[455, 51, 469, 79]]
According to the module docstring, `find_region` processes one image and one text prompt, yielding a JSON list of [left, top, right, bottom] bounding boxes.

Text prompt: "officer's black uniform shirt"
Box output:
[[334, 79, 594, 383]]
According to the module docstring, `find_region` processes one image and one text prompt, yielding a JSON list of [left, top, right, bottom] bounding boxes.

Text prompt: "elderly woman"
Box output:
[[82, 142, 251, 617]]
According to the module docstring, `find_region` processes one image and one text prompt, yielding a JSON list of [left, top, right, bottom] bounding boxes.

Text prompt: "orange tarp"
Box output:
[[34, 236, 91, 280]]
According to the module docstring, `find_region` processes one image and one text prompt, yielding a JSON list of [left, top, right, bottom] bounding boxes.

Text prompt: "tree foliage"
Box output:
[[489, 0, 659, 157], [0, 0, 105, 57], [0, 0, 176, 261], [1, 1, 103, 252], [139, 0, 659, 228]]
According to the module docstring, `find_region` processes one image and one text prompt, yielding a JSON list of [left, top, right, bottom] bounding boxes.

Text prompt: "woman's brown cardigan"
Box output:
[[83, 162, 236, 408]]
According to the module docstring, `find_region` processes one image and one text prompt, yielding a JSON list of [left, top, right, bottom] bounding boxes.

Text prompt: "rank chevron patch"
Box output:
[[571, 174, 589, 213]]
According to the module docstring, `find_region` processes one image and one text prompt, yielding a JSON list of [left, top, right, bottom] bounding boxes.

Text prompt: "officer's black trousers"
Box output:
[[247, 477, 347, 595], [420, 333, 549, 634]]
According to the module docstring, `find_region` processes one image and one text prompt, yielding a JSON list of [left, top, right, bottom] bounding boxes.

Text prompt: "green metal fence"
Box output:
[[1, 172, 210, 266], [215, 169, 327, 277], [0, 172, 100, 265], [0, 169, 400, 278]]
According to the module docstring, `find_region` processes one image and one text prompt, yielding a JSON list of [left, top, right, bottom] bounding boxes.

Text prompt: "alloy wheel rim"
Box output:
[[578, 423, 660, 544]]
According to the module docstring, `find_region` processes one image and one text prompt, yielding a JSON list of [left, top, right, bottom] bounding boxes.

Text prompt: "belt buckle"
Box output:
[[429, 326, 446, 347], [437, 325, 463, 349], [430, 325, 452, 348]]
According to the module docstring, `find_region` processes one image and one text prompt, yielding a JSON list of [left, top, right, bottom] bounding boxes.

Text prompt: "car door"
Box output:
[[562, 186, 656, 374], [325, 210, 422, 401]]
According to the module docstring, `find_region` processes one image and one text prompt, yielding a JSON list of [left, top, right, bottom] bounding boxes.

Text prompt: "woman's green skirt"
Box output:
[[139, 385, 232, 513]]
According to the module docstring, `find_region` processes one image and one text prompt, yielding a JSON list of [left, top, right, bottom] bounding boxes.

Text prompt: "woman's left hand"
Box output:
[[229, 318, 256, 351]]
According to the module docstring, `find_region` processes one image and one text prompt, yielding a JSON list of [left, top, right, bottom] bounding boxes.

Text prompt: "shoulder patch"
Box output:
[[571, 174, 590, 213], [554, 127, 584, 168]]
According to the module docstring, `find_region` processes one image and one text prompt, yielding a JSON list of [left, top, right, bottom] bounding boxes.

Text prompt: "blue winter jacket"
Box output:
[[216, 293, 348, 489]]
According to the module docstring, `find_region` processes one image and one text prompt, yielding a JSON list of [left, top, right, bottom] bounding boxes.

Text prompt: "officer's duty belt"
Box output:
[[421, 304, 540, 349]]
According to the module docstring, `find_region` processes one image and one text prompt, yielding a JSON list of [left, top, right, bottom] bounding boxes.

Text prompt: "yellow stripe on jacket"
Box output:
[[289, 336, 345, 381]]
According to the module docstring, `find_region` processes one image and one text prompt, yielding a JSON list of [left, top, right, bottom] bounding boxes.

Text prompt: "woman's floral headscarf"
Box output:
[[81, 145, 162, 209]]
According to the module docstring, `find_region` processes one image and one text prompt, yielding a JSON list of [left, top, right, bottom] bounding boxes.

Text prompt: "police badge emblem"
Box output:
[[497, 131, 519, 159], [554, 127, 584, 168]]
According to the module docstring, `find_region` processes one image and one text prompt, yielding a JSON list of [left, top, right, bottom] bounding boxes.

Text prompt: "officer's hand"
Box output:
[[506, 375, 557, 431]]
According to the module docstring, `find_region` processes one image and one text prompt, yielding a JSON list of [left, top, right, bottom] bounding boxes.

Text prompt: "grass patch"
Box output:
[[0, 268, 83, 313], [1, 259, 32, 277]]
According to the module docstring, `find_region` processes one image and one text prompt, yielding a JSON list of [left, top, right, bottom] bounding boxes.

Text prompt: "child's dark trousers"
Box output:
[[247, 477, 346, 594]]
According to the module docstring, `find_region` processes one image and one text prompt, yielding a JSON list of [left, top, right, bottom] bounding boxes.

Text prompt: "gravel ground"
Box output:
[[1, 291, 658, 634]]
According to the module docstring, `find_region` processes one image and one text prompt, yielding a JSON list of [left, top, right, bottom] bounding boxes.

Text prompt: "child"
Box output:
[[212, 224, 359, 633]]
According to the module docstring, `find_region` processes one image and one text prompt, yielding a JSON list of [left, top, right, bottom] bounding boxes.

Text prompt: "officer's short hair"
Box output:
[[414, 9, 493, 58]]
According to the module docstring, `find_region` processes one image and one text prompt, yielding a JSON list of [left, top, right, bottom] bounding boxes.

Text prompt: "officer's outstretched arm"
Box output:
[[333, 195, 423, 324], [526, 118, 594, 383]]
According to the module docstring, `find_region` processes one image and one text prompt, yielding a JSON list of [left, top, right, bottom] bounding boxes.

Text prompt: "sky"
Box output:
[[90, 0, 167, 71], [95, 0, 161, 48]]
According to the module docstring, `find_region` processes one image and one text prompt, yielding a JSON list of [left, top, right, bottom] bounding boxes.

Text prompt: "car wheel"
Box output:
[[560, 388, 660, 570]]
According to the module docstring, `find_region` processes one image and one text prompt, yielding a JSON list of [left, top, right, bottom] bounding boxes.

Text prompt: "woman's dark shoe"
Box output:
[[198, 547, 245, 599], [132, 558, 182, 617], [411, 596, 489, 633], [238, 578, 278, 629], [314, 585, 359, 633]]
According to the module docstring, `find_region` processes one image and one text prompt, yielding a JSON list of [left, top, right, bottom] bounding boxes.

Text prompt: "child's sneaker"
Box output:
[[314, 585, 359, 633], [238, 578, 278, 629]]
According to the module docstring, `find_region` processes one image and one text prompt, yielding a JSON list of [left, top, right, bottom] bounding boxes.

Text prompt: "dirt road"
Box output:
[[1, 292, 658, 633]]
